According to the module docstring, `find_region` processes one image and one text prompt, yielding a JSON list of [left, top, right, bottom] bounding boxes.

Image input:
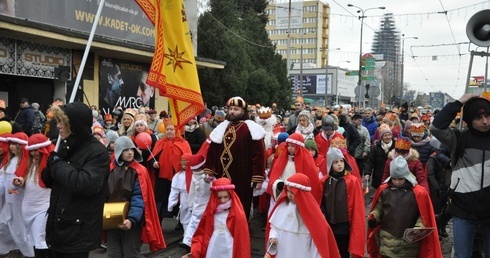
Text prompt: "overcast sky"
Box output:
[[325, 0, 490, 98]]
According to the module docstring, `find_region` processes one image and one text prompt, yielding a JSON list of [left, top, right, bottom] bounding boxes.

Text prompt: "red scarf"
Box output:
[[190, 188, 250, 257]]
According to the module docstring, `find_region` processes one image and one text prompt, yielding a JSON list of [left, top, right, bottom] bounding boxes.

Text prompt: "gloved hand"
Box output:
[[47, 151, 62, 168], [277, 181, 284, 192], [368, 214, 378, 229]]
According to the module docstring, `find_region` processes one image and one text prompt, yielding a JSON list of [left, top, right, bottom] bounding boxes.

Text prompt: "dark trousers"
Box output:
[[334, 234, 350, 258], [49, 251, 89, 258], [154, 177, 177, 220]]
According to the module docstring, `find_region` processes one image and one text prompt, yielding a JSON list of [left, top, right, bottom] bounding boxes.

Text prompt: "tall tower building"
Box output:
[[265, 0, 331, 69]]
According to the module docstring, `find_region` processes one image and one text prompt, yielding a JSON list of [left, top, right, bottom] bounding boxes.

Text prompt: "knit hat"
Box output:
[[298, 110, 311, 120], [31, 102, 40, 111], [304, 138, 318, 152], [395, 137, 411, 153], [111, 109, 122, 117], [104, 113, 112, 122], [114, 136, 142, 165], [189, 153, 206, 170], [327, 147, 351, 172], [92, 125, 106, 138], [321, 115, 335, 130], [277, 132, 289, 144], [385, 156, 417, 186], [286, 133, 305, 147], [378, 124, 392, 139], [105, 130, 119, 148], [123, 108, 136, 118], [148, 109, 157, 115], [92, 110, 99, 118], [463, 97, 490, 126], [410, 123, 425, 137], [134, 119, 148, 128]]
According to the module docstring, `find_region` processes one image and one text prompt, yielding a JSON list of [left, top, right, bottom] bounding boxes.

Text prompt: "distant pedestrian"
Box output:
[[31, 102, 46, 134], [14, 97, 35, 136]]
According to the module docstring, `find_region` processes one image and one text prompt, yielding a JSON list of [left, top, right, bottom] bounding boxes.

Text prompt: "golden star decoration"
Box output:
[[165, 45, 192, 72]]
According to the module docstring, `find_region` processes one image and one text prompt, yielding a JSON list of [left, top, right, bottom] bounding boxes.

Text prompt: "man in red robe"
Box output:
[[203, 96, 266, 220]]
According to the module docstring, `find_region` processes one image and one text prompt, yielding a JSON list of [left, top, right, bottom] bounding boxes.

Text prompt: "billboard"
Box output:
[[1, 0, 155, 46], [429, 92, 445, 109], [275, 1, 303, 29], [0, 36, 72, 79], [99, 57, 154, 114], [290, 74, 332, 95]]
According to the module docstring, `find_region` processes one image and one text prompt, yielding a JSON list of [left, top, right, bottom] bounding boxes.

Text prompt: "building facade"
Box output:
[[265, 0, 330, 69]]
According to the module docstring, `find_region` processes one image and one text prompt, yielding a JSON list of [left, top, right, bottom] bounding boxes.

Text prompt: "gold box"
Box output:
[[103, 202, 129, 230]]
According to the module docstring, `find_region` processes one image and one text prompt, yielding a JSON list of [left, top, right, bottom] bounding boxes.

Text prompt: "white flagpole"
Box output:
[[55, 0, 105, 151]]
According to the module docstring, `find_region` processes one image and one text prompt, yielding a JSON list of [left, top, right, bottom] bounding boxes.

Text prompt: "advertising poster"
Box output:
[[99, 57, 154, 114]]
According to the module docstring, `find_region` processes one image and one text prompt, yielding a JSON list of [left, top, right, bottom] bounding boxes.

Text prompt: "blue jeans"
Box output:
[[453, 216, 490, 258]]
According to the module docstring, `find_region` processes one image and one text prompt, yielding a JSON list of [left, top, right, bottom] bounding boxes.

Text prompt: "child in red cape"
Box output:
[[266, 173, 340, 258], [184, 178, 250, 258], [107, 136, 165, 256], [367, 156, 441, 258], [321, 147, 365, 258]]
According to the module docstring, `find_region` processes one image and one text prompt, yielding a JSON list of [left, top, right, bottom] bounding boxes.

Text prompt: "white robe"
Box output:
[[269, 159, 295, 216], [22, 166, 51, 249], [205, 210, 233, 258], [182, 170, 211, 246], [168, 170, 191, 229], [0, 157, 34, 256], [269, 202, 320, 258]]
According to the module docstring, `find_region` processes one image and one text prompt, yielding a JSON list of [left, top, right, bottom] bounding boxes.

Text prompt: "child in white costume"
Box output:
[[13, 134, 53, 257], [0, 132, 35, 257], [168, 153, 192, 234], [180, 154, 212, 250]]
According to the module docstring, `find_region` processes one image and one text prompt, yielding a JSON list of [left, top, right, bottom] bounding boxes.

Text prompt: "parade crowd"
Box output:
[[1, 93, 490, 258]]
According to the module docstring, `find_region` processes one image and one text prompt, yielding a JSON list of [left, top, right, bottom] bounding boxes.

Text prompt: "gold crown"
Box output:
[[410, 123, 425, 135], [257, 107, 272, 119], [395, 138, 411, 151], [330, 137, 347, 149]]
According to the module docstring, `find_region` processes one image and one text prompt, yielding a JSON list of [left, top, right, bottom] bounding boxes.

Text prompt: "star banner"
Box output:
[[135, 0, 204, 131]]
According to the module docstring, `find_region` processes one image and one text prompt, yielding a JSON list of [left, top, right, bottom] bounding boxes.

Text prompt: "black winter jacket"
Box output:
[[363, 140, 395, 188], [42, 102, 110, 253]]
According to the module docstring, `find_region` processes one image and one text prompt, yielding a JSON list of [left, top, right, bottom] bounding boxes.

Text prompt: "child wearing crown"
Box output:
[[380, 137, 429, 192], [409, 123, 435, 167]]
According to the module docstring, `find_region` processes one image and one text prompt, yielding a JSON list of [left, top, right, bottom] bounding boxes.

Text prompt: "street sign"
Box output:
[[361, 66, 375, 71], [346, 71, 359, 76], [362, 76, 375, 81]]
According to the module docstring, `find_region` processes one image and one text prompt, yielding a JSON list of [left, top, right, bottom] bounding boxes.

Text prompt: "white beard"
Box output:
[[256, 115, 278, 149]]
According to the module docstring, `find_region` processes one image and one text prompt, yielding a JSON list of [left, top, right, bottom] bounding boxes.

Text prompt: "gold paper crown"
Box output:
[[330, 137, 347, 149], [395, 137, 411, 151], [257, 107, 272, 119], [410, 123, 425, 135]]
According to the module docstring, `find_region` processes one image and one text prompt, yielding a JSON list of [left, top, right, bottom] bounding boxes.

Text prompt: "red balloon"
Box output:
[[135, 132, 152, 149]]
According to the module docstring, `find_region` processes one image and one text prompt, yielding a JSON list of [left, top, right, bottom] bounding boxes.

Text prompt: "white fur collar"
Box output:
[[209, 120, 266, 143]]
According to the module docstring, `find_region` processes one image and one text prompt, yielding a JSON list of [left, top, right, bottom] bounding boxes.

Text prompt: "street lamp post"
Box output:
[[347, 4, 385, 110], [401, 34, 418, 99], [336, 61, 351, 105]]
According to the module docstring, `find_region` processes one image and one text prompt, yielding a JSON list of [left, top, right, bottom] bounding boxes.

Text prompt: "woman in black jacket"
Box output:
[[42, 102, 110, 257], [363, 126, 395, 189]]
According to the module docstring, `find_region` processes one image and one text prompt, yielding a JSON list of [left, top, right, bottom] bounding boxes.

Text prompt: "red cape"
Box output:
[[321, 173, 366, 257], [267, 144, 322, 204], [110, 161, 166, 251], [367, 183, 442, 258], [265, 186, 340, 258], [151, 137, 191, 180], [191, 188, 250, 258], [314, 131, 344, 155]]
